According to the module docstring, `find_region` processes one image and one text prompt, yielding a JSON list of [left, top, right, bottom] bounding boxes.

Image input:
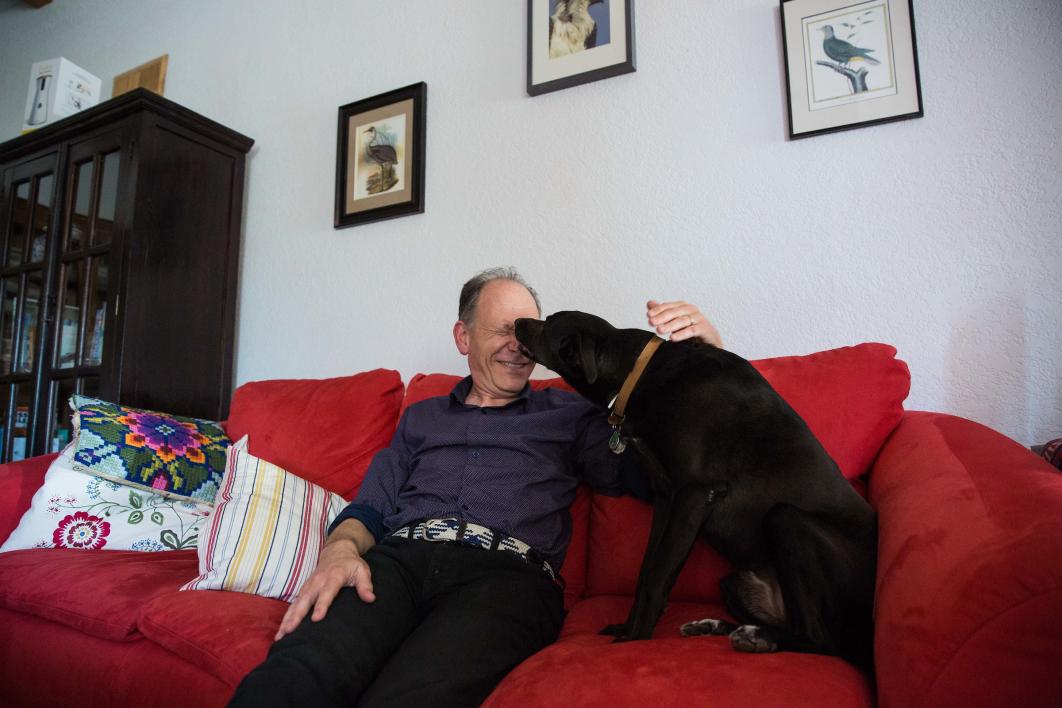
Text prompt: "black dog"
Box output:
[[515, 312, 877, 669]]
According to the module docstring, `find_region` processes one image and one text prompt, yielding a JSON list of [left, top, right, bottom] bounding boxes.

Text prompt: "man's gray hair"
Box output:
[[458, 267, 542, 326]]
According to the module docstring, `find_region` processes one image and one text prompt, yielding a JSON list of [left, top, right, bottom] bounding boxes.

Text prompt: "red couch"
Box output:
[[2, 344, 1060, 708]]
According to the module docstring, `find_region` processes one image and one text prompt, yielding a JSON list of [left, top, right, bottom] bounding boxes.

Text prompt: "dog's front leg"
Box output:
[[615, 492, 708, 642]]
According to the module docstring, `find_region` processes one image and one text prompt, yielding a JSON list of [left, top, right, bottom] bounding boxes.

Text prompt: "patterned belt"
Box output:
[[391, 518, 557, 582]]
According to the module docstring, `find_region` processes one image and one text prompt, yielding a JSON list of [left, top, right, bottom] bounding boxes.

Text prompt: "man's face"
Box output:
[[454, 279, 540, 404]]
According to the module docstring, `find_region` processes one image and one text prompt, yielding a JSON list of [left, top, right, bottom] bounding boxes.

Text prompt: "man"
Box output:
[[231, 267, 722, 707]]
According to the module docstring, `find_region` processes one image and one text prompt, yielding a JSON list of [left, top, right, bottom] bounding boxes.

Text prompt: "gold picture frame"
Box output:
[[112, 55, 168, 98]]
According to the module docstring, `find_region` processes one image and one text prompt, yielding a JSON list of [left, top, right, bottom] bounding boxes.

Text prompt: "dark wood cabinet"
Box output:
[[0, 89, 253, 462]]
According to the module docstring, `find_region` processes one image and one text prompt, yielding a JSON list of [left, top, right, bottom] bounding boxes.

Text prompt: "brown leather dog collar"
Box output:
[[608, 336, 664, 426]]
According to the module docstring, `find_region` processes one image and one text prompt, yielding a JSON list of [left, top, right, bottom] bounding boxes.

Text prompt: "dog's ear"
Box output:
[[558, 332, 598, 384], [579, 335, 599, 384]]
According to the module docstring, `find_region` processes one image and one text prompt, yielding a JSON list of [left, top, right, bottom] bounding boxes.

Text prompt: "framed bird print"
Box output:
[[335, 82, 426, 228], [527, 0, 636, 96], [781, 0, 923, 139]]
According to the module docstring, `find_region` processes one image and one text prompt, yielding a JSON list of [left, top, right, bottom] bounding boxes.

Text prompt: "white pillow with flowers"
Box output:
[[0, 445, 212, 553]]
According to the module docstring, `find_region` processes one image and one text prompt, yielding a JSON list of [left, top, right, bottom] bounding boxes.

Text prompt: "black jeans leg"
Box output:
[[229, 538, 431, 707], [357, 542, 564, 708], [230, 538, 564, 708]]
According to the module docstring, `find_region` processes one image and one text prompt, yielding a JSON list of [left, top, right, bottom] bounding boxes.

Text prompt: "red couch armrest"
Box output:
[[869, 412, 1062, 708], [0, 454, 57, 546]]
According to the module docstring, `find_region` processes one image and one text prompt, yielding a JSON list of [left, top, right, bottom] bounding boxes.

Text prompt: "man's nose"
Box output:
[[504, 335, 530, 358]]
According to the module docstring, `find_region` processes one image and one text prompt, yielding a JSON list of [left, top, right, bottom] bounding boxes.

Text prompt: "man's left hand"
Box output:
[[646, 300, 723, 348]]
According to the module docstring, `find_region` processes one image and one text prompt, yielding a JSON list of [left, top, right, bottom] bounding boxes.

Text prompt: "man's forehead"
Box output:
[[479, 281, 539, 316], [485, 310, 536, 330]]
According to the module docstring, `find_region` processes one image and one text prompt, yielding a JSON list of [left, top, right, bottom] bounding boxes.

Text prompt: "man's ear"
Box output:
[[453, 321, 470, 355], [579, 336, 598, 384]]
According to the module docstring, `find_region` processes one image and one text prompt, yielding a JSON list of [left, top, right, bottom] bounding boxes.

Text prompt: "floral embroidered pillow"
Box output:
[[0, 446, 212, 553], [69, 395, 230, 504]]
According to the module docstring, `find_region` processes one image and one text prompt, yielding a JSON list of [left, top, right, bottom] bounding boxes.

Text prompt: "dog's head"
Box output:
[[515, 310, 654, 406]]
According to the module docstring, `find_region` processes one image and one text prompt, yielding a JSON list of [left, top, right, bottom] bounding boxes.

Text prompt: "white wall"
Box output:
[[0, 0, 1059, 445]]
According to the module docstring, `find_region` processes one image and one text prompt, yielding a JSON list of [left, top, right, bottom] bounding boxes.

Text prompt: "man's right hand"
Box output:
[[274, 519, 377, 641]]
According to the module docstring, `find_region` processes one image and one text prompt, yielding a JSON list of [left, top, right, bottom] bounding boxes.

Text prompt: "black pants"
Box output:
[[229, 536, 565, 708]]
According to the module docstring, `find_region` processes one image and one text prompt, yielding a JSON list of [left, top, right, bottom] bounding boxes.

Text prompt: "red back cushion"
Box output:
[[586, 342, 911, 600], [751, 343, 910, 480], [226, 369, 404, 499], [0, 454, 56, 546], [401, 373, 461, 413], [588, 495, 734, 603]]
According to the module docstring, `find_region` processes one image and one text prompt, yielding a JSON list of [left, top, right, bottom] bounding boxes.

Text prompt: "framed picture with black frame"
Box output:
[[781, 0, 923, 139], [334, 82, 426, 228], [527, 0, 635, 96]]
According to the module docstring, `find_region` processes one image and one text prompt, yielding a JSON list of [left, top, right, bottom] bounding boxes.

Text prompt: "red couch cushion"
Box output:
[[0, 608, 232, 708], [0, 453, 57, 545], [561, 484, 590, 608], [870, 412, 1062, 708], [402, 372, 461, 412], [138, 589, 286, 687], [556, 594, 733, 640], [485, 596, 873, 707], [750, 342, 910, 480], [0, 548, 199, 641], [586, 342, 910, 599], [225, 369, 404, 499], [586, 495, 733, 603]]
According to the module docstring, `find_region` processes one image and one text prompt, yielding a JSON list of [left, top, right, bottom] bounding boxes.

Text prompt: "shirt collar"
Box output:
[[449, 375, 533, 410]]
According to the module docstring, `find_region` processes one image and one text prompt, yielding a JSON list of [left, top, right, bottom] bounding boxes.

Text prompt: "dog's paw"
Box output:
[[728, 625, 779, 653], [680, 618, 737, 637], [600, 623, 629, 638]]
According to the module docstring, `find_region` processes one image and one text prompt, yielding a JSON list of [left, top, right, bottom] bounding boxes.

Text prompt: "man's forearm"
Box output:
[[327, 518, 376, 556]]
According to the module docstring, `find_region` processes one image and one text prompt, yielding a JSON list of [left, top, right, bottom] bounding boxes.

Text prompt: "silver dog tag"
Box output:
[[609, 429, 626, 454]]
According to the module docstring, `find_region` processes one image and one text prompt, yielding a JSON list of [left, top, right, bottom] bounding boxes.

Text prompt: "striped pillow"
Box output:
[[181, 436, 347, 601]]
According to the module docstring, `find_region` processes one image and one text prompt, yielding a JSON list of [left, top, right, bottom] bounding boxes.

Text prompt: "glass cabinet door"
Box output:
[[0, 154, 57, 462], [43, 140, 122, 456]]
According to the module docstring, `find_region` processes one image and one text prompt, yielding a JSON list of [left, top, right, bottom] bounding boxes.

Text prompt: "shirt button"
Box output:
[[471, 451, 479, 458]]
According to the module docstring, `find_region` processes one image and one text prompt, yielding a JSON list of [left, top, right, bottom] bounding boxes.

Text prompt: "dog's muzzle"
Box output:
[[514, 318, 543, 361]]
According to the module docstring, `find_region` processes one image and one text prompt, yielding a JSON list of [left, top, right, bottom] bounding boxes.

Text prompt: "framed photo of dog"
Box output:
[[334, 82, 426, 229], [781, 0, 923, 139], [527, 0, 636, 96]]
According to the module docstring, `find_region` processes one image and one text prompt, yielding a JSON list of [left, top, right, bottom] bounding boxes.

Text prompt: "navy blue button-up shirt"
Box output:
[[330, 376, 643, 572]]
